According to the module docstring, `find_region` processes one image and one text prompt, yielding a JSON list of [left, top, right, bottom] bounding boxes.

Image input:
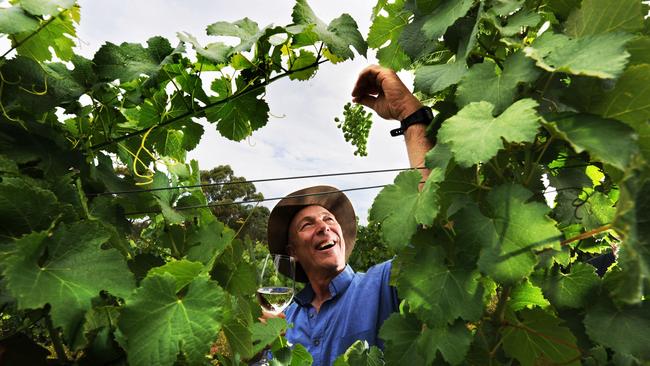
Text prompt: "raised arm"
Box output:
[[351, 65, 433, 181]]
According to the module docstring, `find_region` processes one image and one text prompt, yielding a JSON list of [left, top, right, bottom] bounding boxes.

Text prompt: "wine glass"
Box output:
[[257, 254, 295, 315]]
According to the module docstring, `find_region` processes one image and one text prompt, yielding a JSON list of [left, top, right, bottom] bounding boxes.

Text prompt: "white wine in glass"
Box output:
[[257, 254, 295, 315]]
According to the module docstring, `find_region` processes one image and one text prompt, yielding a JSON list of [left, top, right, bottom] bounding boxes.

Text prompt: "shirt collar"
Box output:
[[294, 265, 355, 307]]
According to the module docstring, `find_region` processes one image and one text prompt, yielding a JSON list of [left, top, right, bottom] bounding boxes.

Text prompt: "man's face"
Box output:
[[287, 205, 346, 279]]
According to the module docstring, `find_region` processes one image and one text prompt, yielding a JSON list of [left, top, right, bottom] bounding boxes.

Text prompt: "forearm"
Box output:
[[403, 123, 433, 184]]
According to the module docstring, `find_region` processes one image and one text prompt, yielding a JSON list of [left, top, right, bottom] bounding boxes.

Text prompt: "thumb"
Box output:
[[352, 95, 377, 110]]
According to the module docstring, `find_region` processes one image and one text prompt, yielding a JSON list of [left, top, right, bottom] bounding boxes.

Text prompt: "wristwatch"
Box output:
[[390, 106, 434, 137]]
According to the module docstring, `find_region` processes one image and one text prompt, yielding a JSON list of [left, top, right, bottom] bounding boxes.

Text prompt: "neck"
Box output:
[[307, 267, 343, 312]]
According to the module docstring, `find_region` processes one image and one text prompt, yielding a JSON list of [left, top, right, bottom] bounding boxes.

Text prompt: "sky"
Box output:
[[74, 0, 417, 223]]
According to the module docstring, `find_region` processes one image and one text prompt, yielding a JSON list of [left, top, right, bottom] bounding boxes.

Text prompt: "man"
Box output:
[[265, 65, 433, 365]]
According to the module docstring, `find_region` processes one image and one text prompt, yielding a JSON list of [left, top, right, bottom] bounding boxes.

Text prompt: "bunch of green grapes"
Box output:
[[334, 102, 373, 156]]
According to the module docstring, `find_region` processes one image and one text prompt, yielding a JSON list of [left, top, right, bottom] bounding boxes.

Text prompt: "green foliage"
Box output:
[[0, 0, 365, 364], [335, 102, 373, 156], [367, 0, 650, 364]]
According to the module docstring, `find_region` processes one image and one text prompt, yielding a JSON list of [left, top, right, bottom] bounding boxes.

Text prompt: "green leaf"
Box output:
[[205, 78, 269, 141], [507, 279, 550, 312], [117, 272, 226, 366], [414, 61, 467, 95], [418, 320, 473, 365], [150, 172, 185, 224], [0, 7, 38, 34], [626, 36, 650, 67], [0, 178, 62, 238], [177, 32, 231, 64], [501, 308, 581, 366], [186, 218, 235, 266], [379, 313, 428, 365], [611, 165, 650, 303], [420, 0, 474, 39], [584, 299, 650, 360], [368, 0, 411, 71], [3, 221, 135, 339], [206, 18, 267, 55], [395, 245, 484, 326], [291, 0, 367, 60], [13, 9, 77, 61], [537, 263, 600, 309], [289, 50, 318, 80], [250, 318, 288, 355], [523, 32, 634, 79], [148, 259, 204, 292], [380, 313, 472, 366], [18, 0, 75, 16], [333, 341, 383, 366], [437, 99, 541, 167], [93, 37, 176, 82], [545, 0, 581, 19], [456, 52, 540, 114], [547, 113, 638, 171], [456, 184, 561, 284], [212, 241, 258, 296], [593, 65, 650, 161], [484, 7, 542, 37], [369, 169, 443, 250], [565, 0, 645, 37]]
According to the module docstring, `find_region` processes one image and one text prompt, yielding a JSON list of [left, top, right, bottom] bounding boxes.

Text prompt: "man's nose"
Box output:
[[315, 219, 330, 234]]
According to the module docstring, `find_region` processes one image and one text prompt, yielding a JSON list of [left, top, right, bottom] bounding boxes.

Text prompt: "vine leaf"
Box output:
[[626, 36, 650, 66], [205, 77, 270, 141], [535, 262, 600, 309], [593, 65, 650, 161], [419, 0, 474, 41], [456, 52, 540, 114], [206, 18, 268, 55], [611, 165, 650, 303], [501, 308, 581, 366], [507, 279, 550, 312], [523, 32, 633, 79], [484, 7, 541, 37], [394, 245, 484, 327], [0, 7, 39, 34], [2, 221, 135, 340], [437, 99, 541, 167], [291, 0, 367, 61], [12, 8, 78, 61], [177, 32, 231, 64], [117, 270, 226, 366], [369, 168, 444, 251], [289, 50, 318, 80], [380, 313, 472, 366], [250, 318, 288, 355], [455, 184, 561, 284], [367, 0, 411, 71], [565, 0, 645, 37], [584, 299, 650, 360], [18, 0, 75, 16], [93, 36, 176, 83], [546, 113, 638, 171], [333, 340, 383, 366], [0, 177, 65, 238]]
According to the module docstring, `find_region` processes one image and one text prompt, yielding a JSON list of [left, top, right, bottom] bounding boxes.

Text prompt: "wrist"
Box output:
[[397, 98, 423, 121]]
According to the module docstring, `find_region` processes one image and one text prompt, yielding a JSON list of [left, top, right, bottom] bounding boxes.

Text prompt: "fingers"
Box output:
[[352, 95, 377, 110], [351, 64, 384, 98]]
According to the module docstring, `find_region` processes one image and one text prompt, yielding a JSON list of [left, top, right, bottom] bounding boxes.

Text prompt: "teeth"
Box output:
[[317, 242, 335, 251]]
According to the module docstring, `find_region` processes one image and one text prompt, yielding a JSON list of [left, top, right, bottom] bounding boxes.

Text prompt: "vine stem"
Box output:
[[44, 312, 68, 364], [89, 58, 329, 151], [1, 11, 66, 59], [560, 224, 612, 246], [493, 286, 511, 324]]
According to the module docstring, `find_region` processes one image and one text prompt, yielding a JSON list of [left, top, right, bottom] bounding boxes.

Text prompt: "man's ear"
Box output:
[[287, 244, 296, 258]]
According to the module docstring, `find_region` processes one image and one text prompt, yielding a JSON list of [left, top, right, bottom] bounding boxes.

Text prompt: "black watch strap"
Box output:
[[390, 106, 434, 137]]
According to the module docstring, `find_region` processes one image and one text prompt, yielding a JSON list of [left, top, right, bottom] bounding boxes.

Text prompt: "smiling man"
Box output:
[[265, 65, 434, 365]]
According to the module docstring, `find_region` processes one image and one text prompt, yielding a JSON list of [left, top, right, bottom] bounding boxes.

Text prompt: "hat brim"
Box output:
[[267, 186, 357, 282]]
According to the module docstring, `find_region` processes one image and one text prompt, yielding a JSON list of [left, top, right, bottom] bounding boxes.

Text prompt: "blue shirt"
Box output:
[[284, 261, 398, 366]]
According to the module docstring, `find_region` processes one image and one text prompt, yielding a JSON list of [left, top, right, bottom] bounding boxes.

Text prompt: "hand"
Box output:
[[351, 65, 423, 121], [258, 310, 286, 324]]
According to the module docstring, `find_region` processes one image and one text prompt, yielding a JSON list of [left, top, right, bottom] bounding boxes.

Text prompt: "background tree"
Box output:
[[200, 165, 270, 243], [348, 221, 395, 272]]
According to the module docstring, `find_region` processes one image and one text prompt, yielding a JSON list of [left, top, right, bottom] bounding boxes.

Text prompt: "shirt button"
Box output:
[[309, 313, 314, 319], [314, 339, 320, 346]]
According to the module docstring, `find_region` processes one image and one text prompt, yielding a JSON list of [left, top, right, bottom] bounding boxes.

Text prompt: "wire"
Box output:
[[90, 166, 426, 197], [124, 183, 390, 216]]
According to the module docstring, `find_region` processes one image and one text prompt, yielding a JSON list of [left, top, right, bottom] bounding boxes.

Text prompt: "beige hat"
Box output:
[[267, 186, 357, 282]]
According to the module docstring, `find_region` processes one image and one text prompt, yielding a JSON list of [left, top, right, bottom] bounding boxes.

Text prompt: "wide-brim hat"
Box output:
[[267, 185, 357, 283]]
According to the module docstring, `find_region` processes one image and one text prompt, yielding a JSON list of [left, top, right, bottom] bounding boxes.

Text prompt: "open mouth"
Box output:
[[316, 242, 335, 251]]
